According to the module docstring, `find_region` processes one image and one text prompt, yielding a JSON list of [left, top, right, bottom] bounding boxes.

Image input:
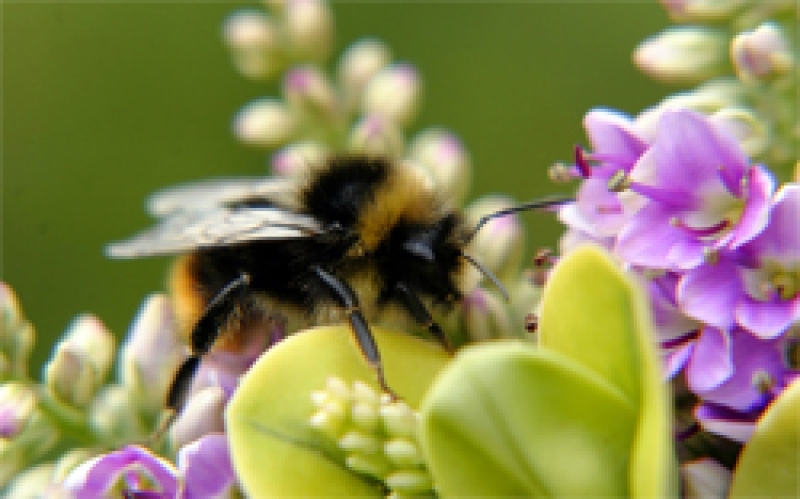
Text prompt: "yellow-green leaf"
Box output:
[[730, 377, 800, 497], [226, 325, 448, 497]]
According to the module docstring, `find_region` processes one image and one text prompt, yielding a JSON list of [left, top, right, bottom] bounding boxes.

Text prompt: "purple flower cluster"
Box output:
[[558, 107, 799, 443]]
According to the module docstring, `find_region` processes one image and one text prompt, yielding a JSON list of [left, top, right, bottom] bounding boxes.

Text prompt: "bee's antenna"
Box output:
[[467, 196, 574, 242], [461, 252, 509, 302]]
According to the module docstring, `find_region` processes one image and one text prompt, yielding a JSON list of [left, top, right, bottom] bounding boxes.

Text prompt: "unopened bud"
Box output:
[[465, 196, 524, 279], [348, 114, 404, 158], [64, 315, 115, 380], [384, 469, 433, 494], [379, 402, 417, 438], [731, 22, 793, 83], [711, 107, 768, 157], [408, 129, 471, 204], [346, 452, 391, 478], [462, 287, 516, 341], [89, 385, 148, 444], [120, 295, 185, 414], [362, 63, 421, 128], [169, 386, 226, 449], [634, 27, 728, 84], [383, 438, 423, 467], [233, 98, 297, 148], [284, 0, 333, 62], [44, 348, 97, 408], [223, 10, 282, 80], [5, 464, 57, 499], [52, 448, 97, 483], [339, 430, 380, 454], [0, 383, 36, 439], [659, 0, 748, 22], [271, 140, 328, 177], [337, 39, 392, 114], [0, 283, 35, 380], [283, 65, 338, 121]]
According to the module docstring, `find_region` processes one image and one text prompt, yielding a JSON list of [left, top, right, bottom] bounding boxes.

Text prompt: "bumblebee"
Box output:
[[107, 156, 567, 415]]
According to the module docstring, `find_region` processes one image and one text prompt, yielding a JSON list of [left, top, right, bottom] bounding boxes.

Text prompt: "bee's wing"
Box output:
[[146, 177, 300, 217], [106, 207, 323, 258]]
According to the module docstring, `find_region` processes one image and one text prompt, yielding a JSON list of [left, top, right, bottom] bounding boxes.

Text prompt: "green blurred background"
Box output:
[[4, 1, 670, 372]]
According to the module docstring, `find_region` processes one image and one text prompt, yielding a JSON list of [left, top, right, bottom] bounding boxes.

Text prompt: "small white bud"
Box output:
[[462, 287, 516, 341], [348, 114, 405, 158], [0, 383, 36, 439], [659, 0, 749, 22], [89, 385, 148, 444], [362, 63, 421, 128], [465, 195, 525, 279], [233, 98, 297, 148], [345, 452, 391, 478], [270, 140, 328, 177], [408, 129, 471, 205], [384, 469, 433, 493], [325, 376, 351, 399], [119, 295, 185, 414], [5, 463, 56, 499], [351, 401, 379, 432], [634, 26, 728, 83], [731, 22, 793, 83], [223, 10, 283, 79], [379, 402, 417, 438], [339, 430, 380, 454], [284, 0, 333, 62], [337, 39, 392, 114], [0, 283, 35, 379], [351, 380, 379, 404], [383, 438, 423, 467], [169, 386, 226, 450], [44, 348, 97, 408], [283, 65, 339, 121], [62, 314, 115, 381], [52, 448, 97, 483]]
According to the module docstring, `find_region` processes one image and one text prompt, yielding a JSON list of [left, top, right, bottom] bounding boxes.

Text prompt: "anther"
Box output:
[[607, 170, 630, 192]]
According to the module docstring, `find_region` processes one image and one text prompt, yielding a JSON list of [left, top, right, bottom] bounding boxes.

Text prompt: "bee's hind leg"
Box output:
[[152, 272, 251, 445], [311, 265, 398, 400]]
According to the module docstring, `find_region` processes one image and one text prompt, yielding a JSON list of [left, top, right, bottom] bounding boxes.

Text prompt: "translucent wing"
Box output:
[[106, 207, 323, 258], [146, 177, 300, 217]]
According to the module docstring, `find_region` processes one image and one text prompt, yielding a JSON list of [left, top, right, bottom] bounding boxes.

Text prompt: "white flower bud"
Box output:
[[408, 129, 471, 205], [731, 22, 793, 83], [284, 0, 333, 62], [383, 438, 423, 467], [0, 383, 36, 439], [384, 469, 433, 494], [283, 65, 339, 121], [44, 348, 97, 408], [169, 386, 226, 450], [351, 401, 379, 433], [339, 430, 380, 454], [379, 402, 417, 438], [465, 195, 525, 279], [362, 63, 421, 128], [270, 140, 328, 177], [63, 315, 115, 380], [223, 10, 283, 80], [634, 27, 728, 83], [233, 98, 297, 148], [348, 114, 405, 158], [119, 295, 185, 414], [89, 385, 148, 444], [462, 287, 516, 341], [345, 452, 391, 478], [52, 448, 97, 483], [710, 107, 769, 157], [337, 39, 392, 114], [0, 283, 35, 380], [659, 0, 749, 22], [5, 463, 57, 499]]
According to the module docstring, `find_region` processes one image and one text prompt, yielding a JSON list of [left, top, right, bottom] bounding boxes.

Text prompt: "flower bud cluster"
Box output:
[[309, 377, 434, 496], [634, 0, 796, 174]]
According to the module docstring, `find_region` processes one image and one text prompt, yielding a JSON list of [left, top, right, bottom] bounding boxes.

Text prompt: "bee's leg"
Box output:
[[164, 272, 251, 414], [312, 265, 397, 400], [395, 282, 453, 354]]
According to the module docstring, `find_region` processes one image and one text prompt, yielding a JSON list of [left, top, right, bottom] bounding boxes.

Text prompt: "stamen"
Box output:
[[751, 370, 774, 394], [703, 247, 721, 265], [548, 162, 576, 183], [574, 145, 592, 178], [607, 170, 630, 192], [672, 219, 731, 237], [660, 329, 700, 350]]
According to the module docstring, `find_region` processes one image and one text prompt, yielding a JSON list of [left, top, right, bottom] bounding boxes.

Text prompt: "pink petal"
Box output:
[[744, 183, 800, 264], [64, 446, 178, 497], [615, 204, 685, 269], [677, 261, 742, 329], [687, 327, 732, 393], [178, 434, 236, 499], [583, 109, 648, 167], [722, 165, 775, 249], [735, 295, 799, 339], [695, 403, 755, 443]]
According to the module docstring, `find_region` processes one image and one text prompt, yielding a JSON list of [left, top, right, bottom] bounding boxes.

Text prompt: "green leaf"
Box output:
[[420, 342, 637, 497], [420, 245, 676, 497], [730, 377, 800, 497], [226, 325, 449, 497]]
